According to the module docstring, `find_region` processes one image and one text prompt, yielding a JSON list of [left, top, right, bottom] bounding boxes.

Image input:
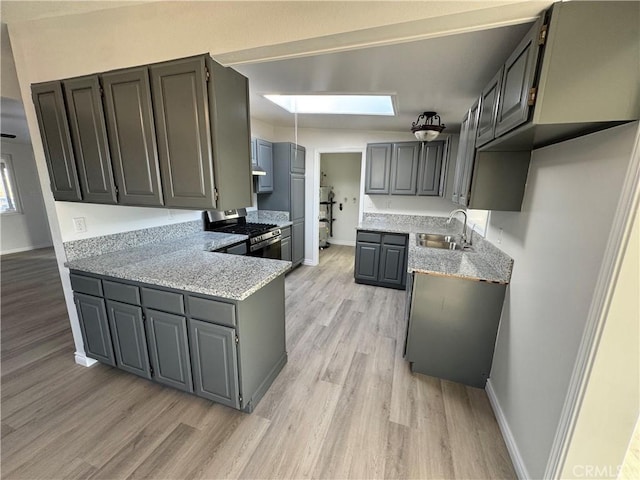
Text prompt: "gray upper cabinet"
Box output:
[[417, 141, 444, 196], [188, 319, 240, 409], [145, 308, 193, 393], [150, 57, 214, 209], [63, 76, 117, 204], [31, 82, 82, 202], [255, 139, 273, 194], [106, 300, 151, 379], [494, 18, 543, 138], [102, 67, 164, 207], [475, 68, 503, 147], [365, 144, 392, 194], [75, 293, 116, 366], [291, 144, 305, 174], [390, 142, 420, 195], [459, 100, 481, 207]]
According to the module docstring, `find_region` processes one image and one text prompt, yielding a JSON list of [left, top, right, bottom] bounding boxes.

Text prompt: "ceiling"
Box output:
[[235, 21, 532, 134]]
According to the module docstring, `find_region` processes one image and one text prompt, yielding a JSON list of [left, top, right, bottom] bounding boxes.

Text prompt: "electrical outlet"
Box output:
[[72, 217, 87, 233]]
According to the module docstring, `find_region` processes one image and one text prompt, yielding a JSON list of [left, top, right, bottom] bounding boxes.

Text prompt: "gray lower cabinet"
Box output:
[[354, 231, 407, 289], [405, 273, 507, 388], [291, 220, 304, 266], [106, 300, 151, 379], [70, 271, 287, 412], [102, 66, 164, 207], [188, 319, 240, 409], [74, 293, 116, 366], [145, 308, 193, 393], [281, 226, 292, 262]]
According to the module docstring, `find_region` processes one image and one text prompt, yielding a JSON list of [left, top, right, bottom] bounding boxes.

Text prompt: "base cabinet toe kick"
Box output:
[[70, 272, 287, 412]]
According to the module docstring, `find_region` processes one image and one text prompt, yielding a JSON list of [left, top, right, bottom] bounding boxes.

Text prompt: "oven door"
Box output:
[[248, 236, 281, 259]]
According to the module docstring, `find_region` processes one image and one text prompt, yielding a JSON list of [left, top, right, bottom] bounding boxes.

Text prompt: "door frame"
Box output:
[[310, 147, 366, 266]]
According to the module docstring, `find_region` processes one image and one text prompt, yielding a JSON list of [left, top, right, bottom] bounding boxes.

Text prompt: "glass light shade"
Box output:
[[414, 129, 441, 142]]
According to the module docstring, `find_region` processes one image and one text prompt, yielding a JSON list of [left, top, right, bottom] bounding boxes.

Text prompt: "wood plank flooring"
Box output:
[[1, 246, 516, 479]]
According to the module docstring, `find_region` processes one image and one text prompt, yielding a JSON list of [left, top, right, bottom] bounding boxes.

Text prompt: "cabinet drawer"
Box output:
[[70, 273, 103, 297], [280, 226, 291, 238], [141, 288, 184, 315], [382, 234, 407, 246], [356, 231, 381, 243], [187, 296, 236, 328], [104, 281, 141, 305]]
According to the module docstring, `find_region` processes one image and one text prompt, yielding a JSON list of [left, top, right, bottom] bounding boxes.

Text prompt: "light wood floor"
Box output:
[[1, 246, 516, 479]]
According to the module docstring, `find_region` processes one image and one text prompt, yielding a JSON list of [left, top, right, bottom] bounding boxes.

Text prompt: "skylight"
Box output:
[[263, 94, 395, 116]]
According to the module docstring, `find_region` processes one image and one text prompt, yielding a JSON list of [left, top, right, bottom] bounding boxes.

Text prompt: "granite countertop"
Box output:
[[65, 232, 291, 301], [358, 214, 513, 284], [247, 210, 292, 228]]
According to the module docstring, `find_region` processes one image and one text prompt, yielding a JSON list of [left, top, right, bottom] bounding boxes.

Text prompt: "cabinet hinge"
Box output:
[[150, 365, 154, 375], [205, 67, 210, 83], [214, 188, 219, 201], [538, 24, 548, 45], [239, 395, 243, 404], [527, 87, 537, 106], [235, 335, 239, 344]]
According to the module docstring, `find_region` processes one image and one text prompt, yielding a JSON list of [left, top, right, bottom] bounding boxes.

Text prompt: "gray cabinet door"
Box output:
[[354, 242, 380, 282], [281, 235, 292, 261], [417, 141, 444, 196], [475, 68, 503, 148], [365, 144, 392, 194], [291, 144, 305, 174], [63, 76, 117, 204], [145, 308, 193, 392], [452, 109, 470, 204], [150, 57, 215, 209], [494, 19, 542, 138], [74, 293, 115, 366], [290, 173, 305, 222], [31, 82, 82, 202], [459, 99, 481, 207], [188, 319, 240, 409], [379, 244, 406, 287], [292, 220, 304, 266], [106, 300, 151, 379], [390, 142, 420, 195], [102, 67, 164, 206], [256, 139, 273, 193]]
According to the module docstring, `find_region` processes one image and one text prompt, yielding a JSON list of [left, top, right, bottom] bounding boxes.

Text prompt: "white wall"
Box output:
[[560, 205, 639, 479], [0, 140, 52, 254], [273, 126, 460, 264], [485, 123, 638, 479], [320, 152, 361, 245]]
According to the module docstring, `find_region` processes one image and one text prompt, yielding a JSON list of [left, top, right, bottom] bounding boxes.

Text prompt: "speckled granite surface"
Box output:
[[64, 220, 202, 261], [65, 232, 291, 301], [247, 210, 292, 227], [359, 213, 513, 284]]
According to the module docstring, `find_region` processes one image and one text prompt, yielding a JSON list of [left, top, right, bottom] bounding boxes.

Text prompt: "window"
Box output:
[[264, 94, 395, 115], [0, 154, 22, 214]]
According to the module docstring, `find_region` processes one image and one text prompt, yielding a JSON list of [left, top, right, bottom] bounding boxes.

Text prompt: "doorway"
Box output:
[[318, 152, 362, 262]]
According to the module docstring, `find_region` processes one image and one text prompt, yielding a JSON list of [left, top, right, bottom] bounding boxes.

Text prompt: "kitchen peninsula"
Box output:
[[64, 221, 290, 412]]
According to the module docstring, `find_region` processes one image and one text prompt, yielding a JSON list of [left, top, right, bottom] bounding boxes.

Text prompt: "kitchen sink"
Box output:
[[416, 233, 471, 251]]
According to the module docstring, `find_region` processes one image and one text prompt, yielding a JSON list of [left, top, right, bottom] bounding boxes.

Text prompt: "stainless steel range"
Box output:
[[203, 209, 282, 259]]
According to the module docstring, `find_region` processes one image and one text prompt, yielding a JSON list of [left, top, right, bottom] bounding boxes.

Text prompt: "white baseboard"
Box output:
[[327, 239, 356, 247], [486, 379, 530, 480], [302, 259, 318, 266], [0, 243, 53, 256], [75, 352, 99, 367]]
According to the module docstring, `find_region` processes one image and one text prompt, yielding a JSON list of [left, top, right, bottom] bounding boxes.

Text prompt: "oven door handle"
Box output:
[[250, 235, 281, 252]]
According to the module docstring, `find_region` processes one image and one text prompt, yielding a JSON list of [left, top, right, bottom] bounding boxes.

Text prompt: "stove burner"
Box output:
[[214, 222, 278, 236]]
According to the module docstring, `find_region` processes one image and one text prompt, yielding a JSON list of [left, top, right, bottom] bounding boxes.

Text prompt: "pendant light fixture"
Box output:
[[411, 111, 445, 142]]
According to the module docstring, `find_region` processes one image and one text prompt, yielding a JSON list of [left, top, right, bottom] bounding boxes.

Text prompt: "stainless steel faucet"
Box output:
[[446, 209, 468, 244]]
